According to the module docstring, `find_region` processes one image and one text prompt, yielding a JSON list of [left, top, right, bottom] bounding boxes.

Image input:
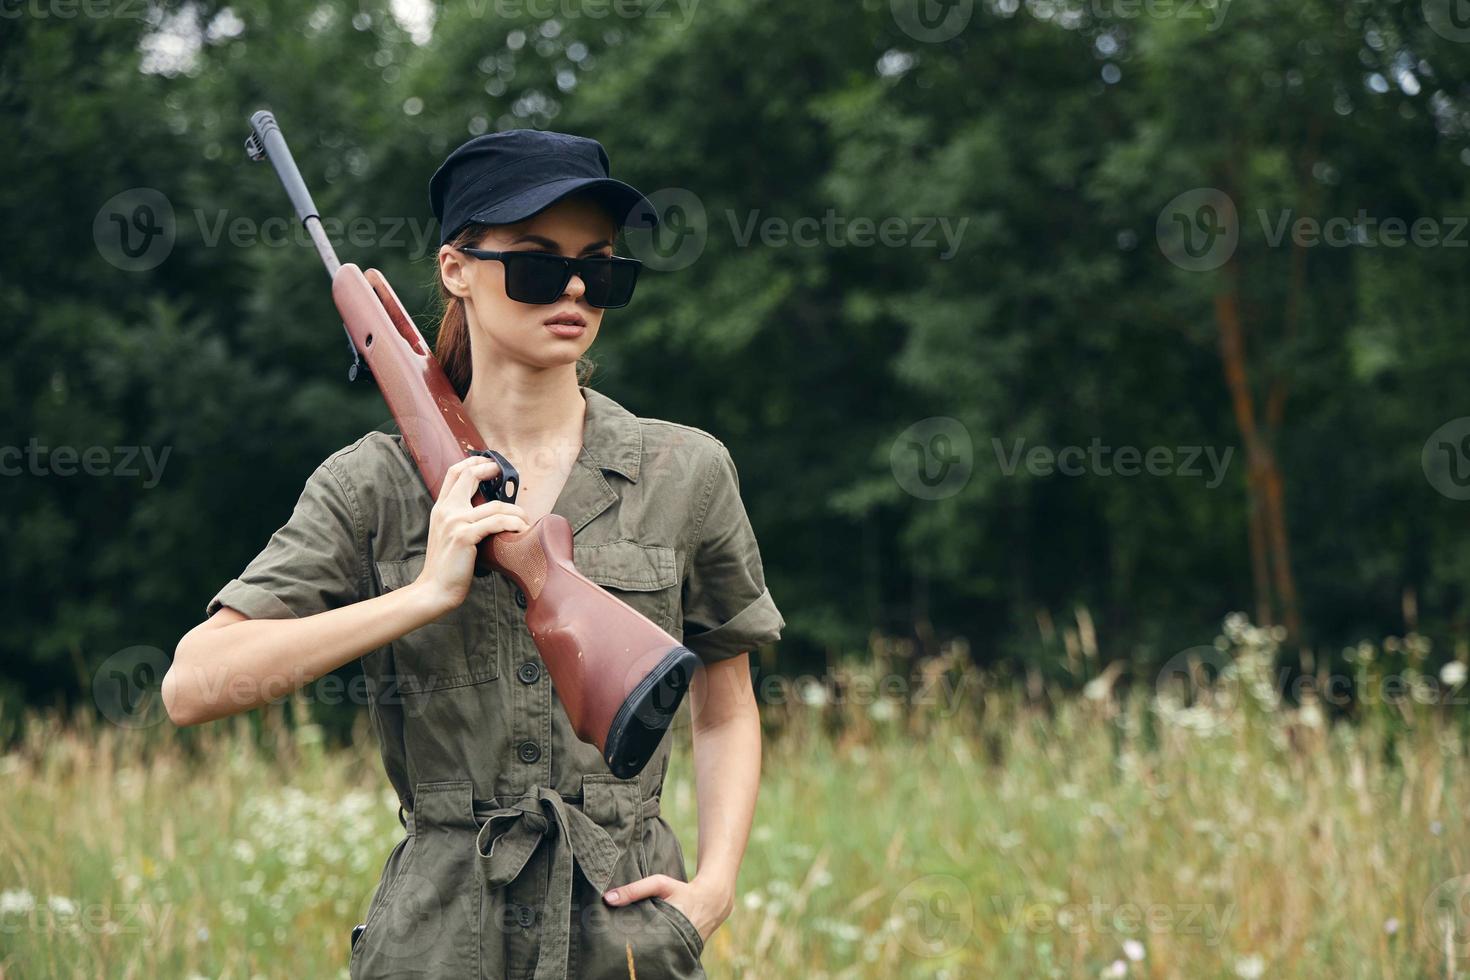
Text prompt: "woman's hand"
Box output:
[[415, 455, 531, 614], [603, 873, 734, 943]]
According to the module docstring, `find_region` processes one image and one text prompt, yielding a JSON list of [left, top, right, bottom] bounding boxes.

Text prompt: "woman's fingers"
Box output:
[[465, 513, 532, 540], [603, 875, 677, 905], [464, 499, 531, 524], [438, 454, 498, 496], [437, 456, 504, 513]]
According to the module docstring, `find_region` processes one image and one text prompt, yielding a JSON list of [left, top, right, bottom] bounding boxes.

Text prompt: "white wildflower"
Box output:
[[1101, 959, 1127, 978], [0, 889, 35, 915], [1123, 938, 1145, 961], [1441, 661, 1467, 688], [1235, 954, 1265, 979], [47, 895, 77, 917]]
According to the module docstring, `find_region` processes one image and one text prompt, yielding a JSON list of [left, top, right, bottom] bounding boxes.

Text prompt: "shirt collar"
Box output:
[[578, 385, 642, 483]]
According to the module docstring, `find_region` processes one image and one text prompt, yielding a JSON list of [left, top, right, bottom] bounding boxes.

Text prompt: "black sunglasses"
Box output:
[[459, 248, 643, 309]]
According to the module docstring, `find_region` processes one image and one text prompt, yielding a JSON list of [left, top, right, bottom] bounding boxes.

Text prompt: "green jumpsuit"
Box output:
[[205, 386, 785, 979]]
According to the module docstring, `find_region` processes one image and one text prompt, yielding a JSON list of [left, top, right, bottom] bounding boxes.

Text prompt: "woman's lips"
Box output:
[[543, 311, 587, 338]]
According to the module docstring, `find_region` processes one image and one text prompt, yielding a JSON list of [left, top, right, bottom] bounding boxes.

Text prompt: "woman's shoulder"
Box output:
[[583, 386, 732, 488], [312, 430, 423, 509]]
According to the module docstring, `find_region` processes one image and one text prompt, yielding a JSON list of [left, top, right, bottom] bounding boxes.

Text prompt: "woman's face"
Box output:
[[438, 193, 618, 373]]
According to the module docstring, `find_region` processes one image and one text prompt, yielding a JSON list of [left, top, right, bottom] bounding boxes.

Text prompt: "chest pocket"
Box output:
[[573, 540, 680, 632], [374, 554, 500, 693]]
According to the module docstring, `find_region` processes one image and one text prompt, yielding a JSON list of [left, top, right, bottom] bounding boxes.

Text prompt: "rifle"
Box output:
[[243, 110, 698, 778]]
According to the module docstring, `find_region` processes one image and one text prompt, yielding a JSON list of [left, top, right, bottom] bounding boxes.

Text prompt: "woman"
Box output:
[[162, 129, 784, 979]]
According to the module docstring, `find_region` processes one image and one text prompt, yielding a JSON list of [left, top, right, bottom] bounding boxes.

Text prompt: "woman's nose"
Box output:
[[564, 273, 586, 300]]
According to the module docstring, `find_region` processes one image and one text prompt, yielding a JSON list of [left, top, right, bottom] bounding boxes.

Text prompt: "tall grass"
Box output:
[[4, 616, 1469, 978]]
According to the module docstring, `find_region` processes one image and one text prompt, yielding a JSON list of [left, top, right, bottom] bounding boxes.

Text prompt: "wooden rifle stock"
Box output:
[[247, 110, 698, 778]]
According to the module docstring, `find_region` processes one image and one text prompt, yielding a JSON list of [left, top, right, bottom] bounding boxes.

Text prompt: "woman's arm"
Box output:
[[602, 653, 761, 940], [163, 455, 528, 726]]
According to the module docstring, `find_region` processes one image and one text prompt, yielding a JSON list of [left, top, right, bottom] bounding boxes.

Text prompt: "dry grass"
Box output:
[[3, 616, 1469, 978]]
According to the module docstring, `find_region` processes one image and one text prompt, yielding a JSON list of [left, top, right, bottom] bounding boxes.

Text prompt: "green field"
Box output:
[[4, 617, 1469, 979]]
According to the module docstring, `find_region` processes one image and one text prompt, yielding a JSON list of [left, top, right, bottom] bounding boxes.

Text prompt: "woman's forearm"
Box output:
[[162, 581, 447, 727], [688, 654, 763, 902]]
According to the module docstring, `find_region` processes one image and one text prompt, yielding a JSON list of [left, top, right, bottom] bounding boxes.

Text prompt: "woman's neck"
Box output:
[[461, 360, 586, 462]]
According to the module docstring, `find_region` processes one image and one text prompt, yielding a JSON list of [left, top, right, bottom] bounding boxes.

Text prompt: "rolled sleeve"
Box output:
[[205, 459, 367, 620], [681, 445, 785, 664]]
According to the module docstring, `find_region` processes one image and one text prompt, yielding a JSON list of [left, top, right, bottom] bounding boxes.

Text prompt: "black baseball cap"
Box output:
[[429, 129, 657, 245]]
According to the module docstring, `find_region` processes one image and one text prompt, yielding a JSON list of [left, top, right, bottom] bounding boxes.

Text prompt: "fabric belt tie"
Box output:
[[473, 785, 622, 980]]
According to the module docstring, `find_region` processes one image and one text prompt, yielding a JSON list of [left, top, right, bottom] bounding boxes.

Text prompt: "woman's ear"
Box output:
[[438, 245, 473, 299]]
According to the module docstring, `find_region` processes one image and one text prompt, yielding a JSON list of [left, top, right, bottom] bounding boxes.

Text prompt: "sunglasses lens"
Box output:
[[580, 259, 640, 309], [497, 252, 640, 308], [503, 253, 569, 305]]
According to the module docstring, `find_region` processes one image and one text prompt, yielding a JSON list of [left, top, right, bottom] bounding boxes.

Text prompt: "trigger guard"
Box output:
[[469, 449, 519, 504]]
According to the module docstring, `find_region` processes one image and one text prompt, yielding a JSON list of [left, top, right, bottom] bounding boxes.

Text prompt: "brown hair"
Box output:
[[433, 223, 596, 398]]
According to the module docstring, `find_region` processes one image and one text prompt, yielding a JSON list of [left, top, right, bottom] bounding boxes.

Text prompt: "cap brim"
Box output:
[[455, 176, 657, 242]]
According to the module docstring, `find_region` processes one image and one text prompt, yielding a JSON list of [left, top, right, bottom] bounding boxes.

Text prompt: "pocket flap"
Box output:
[[573, 541, 677, 592], [376, 554, 426, 592]]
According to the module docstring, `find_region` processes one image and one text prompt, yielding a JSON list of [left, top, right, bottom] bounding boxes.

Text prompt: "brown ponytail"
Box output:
[[434, 223, 596, 399]]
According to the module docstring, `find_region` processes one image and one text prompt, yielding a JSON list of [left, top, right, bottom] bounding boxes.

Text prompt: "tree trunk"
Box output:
[[1213, 261, 1300, 636]]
